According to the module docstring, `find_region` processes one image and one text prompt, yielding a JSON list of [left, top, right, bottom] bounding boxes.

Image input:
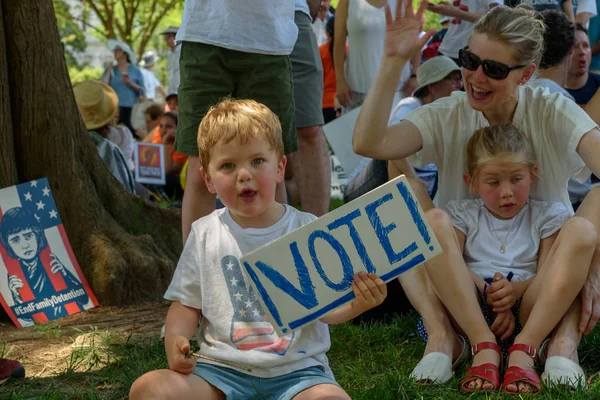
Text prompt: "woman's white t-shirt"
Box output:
[[403, 85, 596, 212], [177, 0, 298, 55]]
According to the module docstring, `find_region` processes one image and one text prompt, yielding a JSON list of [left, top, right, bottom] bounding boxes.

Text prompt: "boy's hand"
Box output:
[[491, 310, 515, 341], [487, 272, 516, 312], [350, 272, 387, 314], [166, 335, 196, 374]]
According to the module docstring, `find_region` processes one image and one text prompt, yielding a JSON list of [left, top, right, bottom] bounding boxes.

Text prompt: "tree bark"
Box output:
[[0, 3, 17, 190], [0, 0, 182, 305]]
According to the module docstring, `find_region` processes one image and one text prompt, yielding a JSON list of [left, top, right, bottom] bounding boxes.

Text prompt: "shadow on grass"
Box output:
[[3, 314, 600, 399], [1, 335, 167, 400]]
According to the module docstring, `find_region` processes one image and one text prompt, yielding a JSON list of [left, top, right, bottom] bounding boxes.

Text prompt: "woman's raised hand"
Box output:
[[384, 0, 436, 59]]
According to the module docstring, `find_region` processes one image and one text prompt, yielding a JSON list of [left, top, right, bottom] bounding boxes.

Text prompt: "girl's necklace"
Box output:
[[483, 204, 527, 253]]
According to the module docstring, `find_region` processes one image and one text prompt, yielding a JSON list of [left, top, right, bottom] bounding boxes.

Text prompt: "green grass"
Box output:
[[3, 313, 600, 399]]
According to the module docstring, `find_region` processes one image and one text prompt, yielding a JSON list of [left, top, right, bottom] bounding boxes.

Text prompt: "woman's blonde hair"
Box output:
[[466, 123, 536, 189], [197, 99, 284, 171], [470, 5, 546, 66]]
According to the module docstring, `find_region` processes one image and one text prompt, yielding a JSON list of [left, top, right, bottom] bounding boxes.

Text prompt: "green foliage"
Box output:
[[68, 65, 103, 85], [72, 0, 183, 60], [53, 0, 87, 69], [424, 0, 446, 32]]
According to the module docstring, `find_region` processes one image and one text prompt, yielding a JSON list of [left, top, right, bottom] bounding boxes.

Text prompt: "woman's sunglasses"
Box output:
[[459, 48, 525, 80]]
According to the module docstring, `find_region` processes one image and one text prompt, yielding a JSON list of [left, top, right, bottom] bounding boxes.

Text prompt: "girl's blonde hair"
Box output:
[[197, 99, 284, 171], [466, 123, 536, 188], [470, 5, 546, 66]]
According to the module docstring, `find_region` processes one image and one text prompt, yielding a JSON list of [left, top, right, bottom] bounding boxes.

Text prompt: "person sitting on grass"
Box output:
[[144, 111, 187, 201], [129, 99, 387, 400], [418, 124, 596, 393]]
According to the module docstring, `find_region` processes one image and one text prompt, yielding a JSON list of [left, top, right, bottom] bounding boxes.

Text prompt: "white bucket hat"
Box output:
[[107, 39, 137, 65], [413, 56, 461, 98], [139, 51, 159, 68]]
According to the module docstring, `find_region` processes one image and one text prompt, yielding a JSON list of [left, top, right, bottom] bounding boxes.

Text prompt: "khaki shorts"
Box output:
[[174, 41, 297, 156], [290, 11, 324, 128]]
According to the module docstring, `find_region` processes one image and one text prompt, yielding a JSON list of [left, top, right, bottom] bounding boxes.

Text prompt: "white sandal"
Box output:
[[410, 335, 469, 384], [542, 356, 587, 389], [539, 339, 587, 390]]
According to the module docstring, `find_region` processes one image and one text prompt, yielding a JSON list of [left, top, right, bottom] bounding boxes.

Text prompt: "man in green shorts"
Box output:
[[174, 0, 298, 242], [287, 0, 331, 217]]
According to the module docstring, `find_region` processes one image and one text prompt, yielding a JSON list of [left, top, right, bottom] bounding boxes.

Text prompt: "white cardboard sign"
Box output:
[[322, 106, 366, 178], [241, 175, 441, 336]]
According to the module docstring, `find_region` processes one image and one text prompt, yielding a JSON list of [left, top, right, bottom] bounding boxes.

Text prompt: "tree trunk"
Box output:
[[0, 0, 182, 305]]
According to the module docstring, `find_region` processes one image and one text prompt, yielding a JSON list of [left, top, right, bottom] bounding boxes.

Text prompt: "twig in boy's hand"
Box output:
[[184, 351, 253, 372]]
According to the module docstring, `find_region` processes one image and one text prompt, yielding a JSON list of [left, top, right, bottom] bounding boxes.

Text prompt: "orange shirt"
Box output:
[[150, 130, 188, 165], [319, 42, 347, 109]]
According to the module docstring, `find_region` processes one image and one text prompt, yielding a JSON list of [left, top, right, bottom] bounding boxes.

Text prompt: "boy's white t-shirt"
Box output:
[[438, 0, 502, 59], [164, 205, 333, 378], [446, 199, 571, 282], [176, 0, 298, 56], [403, 85, 596, 212]]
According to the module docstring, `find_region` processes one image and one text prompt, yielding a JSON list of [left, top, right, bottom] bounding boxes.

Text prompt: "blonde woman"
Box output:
[[353, 2, 600, 393]]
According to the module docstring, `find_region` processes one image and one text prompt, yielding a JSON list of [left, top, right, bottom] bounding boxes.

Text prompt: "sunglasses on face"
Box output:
[[459, 48, 525, 80]]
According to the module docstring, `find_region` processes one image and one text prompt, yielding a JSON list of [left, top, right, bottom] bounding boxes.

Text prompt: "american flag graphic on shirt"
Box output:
[[222, 255, 293, 355]]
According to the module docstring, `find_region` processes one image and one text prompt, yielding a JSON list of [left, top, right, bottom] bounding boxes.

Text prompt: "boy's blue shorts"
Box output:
[[192, 363, 340, 400]]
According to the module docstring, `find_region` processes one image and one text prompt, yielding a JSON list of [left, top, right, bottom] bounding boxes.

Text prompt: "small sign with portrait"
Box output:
[[134, 142, 166, 185], [0, 178, 99, 328]]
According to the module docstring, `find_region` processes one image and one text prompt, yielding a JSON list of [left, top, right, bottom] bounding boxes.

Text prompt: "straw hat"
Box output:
[[413, 56, 461, 98], [73, 81, 119, 130], [107, 39, 137, 65]]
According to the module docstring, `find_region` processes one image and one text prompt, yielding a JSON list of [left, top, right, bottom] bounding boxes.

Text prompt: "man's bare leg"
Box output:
[[181, 156, 216, 243], [291, 125, 330, 216]]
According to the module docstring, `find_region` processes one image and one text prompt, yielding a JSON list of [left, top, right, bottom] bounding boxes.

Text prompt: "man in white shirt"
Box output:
[[312, 0, 332, 47], [161, 26, 181, 95], [173, 0, 299, 243], [139, 51, 166, 102]]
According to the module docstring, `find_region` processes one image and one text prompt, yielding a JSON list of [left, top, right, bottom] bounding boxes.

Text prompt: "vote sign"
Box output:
[[241, 175, 441, 336]]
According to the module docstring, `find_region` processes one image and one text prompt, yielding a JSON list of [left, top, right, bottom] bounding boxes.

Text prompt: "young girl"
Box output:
[[416, 123, 596, 393]]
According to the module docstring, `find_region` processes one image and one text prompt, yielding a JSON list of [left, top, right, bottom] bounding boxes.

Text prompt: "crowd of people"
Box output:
[[3, 0, 600, 396], [126, 0, 600, 398]]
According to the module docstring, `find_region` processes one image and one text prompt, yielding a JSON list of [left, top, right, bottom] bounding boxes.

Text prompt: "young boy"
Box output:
[[130, 99, 387, 400]]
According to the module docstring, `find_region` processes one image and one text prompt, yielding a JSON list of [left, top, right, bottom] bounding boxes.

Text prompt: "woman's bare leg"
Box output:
[[542, 187, 600, 371], [505, 217, 597, 393], [422, 209, 498, 389]]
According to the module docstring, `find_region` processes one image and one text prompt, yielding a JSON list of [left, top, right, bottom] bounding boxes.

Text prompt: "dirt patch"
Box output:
[[0, 301, 170, 378]]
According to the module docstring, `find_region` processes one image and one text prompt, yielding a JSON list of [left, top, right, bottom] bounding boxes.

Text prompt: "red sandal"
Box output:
[[460, 342, 502, 392], [502, 343, 542, 394]]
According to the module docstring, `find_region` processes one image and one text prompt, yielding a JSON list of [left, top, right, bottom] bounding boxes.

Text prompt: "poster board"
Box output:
[[134, 142, 166, 185], [241, 175, 440, 336], [0, 178, 99, 328], [322, 106, 366, 180]]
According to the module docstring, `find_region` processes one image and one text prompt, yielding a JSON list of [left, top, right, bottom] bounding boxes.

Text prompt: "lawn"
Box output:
[[3, 311, 600, 399]]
